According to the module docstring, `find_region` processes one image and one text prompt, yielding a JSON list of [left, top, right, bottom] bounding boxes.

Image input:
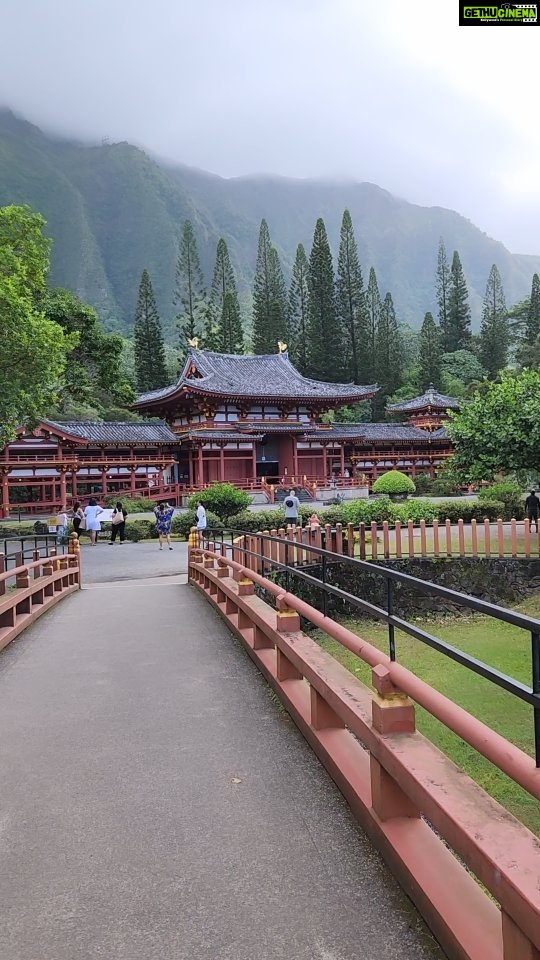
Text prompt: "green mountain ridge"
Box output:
[[1, 108, 538, 340]]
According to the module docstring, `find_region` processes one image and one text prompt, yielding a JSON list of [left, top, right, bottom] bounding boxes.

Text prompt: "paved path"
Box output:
[[0, 568, 446, 960]]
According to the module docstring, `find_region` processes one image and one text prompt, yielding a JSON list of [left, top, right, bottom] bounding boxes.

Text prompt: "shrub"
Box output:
[[430, 479, 459, 497], [105, 495, 156, 513], [372, 470, 416, 496], [226, 509, 287, 532], [123, 519, 156, 542], [411, 473, 432, 496], [173, 510, 224, 540], [392, 500, 439, 524], [434, 499, 505, 523], [478, 481, 523, 519], [187, 483, 251, 522], [0, 521, 40, 538]]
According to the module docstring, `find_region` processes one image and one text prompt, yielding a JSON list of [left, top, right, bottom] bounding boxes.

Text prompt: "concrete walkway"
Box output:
[[0, 572, 446, 960]]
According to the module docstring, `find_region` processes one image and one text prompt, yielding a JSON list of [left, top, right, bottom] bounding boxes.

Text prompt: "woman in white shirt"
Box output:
[[84, 498, 104, 545]]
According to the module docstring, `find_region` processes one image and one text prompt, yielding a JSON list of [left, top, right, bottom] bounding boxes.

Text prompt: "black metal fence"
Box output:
[[0, 535, 67, 573], [204, 528, 540, 766]]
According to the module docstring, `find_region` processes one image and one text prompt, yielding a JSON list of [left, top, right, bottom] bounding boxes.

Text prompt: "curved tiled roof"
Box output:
[[134, 349, 378, 406], [43, 420, 181, 444], [310, 423, 432, 441], [386, 386, 460, 413]]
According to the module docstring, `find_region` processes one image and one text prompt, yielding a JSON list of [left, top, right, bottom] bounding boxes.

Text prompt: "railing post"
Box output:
[[359, 522, 366, 561], [532, 631, 540, 768], [0, 553, 5, 596], [370, 664, 419, 821], [387, 579, 396, 662]]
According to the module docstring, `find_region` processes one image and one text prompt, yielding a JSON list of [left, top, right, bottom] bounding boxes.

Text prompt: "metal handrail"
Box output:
[[206, 527, 540, 766]]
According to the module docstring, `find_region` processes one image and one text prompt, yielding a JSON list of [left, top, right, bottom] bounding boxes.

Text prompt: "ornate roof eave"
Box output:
[[15, 420, 88, 445], [134, 385, 378, 410]]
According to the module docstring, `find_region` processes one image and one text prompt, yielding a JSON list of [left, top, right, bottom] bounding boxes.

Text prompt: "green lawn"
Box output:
[[314, 594, 540, 835]]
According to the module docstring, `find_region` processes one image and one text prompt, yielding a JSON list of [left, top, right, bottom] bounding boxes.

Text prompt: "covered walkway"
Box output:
[[0, 552, 444, 960]]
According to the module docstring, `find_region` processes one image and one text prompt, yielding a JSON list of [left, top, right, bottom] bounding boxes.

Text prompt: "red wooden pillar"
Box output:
[[59, 470, 67, 509], [219, 444, 225, 482], [101, 469, 108, 496], [251, 443, 257, 481], [197, 445, 204, 487], [71, 468, 78, 500], [1, 469, 9, 516], [322, 443, 327, 481], [130, 466, 137, 495], [340, 444, 345, 478], [292, 437, 299, 479]]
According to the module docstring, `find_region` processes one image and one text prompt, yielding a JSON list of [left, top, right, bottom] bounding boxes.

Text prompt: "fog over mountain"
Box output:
[[1, 0, 539, 255], [1, 109, 538, 340]]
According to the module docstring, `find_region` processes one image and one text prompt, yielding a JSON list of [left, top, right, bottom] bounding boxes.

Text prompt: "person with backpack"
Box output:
[[284, 489, 300, 527], [525, 490, 540, 533]]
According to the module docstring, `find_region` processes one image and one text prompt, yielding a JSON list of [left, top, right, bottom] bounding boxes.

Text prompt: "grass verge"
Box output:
[[314, 594, 540, 835]]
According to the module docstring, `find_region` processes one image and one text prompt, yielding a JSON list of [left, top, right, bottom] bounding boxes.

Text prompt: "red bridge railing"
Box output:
[[189, 532, 540, 960]]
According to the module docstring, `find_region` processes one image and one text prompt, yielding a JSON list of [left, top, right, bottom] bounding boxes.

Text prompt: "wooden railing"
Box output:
[[0, 538, 81, 652], [238, 518, 540, 561], [189, 540, 540, 960]]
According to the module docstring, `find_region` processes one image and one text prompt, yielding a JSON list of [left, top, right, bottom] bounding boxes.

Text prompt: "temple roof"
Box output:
[[308, 423, 433, 442], [386, 386, 460, 414], [43, 420, 181, 444], [175, 429, 264, 442], [133, 349, 377, 407]]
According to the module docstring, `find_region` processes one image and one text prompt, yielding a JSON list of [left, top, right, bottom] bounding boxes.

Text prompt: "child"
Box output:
[[56, 510, 68, 545]]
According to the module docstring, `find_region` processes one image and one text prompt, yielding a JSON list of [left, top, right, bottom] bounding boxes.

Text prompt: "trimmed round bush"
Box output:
[[187, 483, 251, 522], [372, 471, 416, 496]]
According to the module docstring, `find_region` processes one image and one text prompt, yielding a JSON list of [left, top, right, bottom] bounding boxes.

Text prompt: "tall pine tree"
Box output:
[[174, 220, 206, 354], [252, 219, 273, 352], [362, 267, 381, 385], [436, 238, 451, 335], [445, 251, 471, 352], [417, 311, 442, 391], [525, 273, 540, 345], [210, 238, 244, 354], [288, 244, 310, 372], [306, 218, 340, 381], [133, 269, 168, 392], [374, 292, 402, 418], [336, 209, 367, 383], [480, 264, 508, 377], [268, 247, 289, 344]]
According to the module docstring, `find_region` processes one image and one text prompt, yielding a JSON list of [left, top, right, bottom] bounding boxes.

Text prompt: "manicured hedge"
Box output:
[[173, 511, 224, 540], [105, 495, 156, 513]]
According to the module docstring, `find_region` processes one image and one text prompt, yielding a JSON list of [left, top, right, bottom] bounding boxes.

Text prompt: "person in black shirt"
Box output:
[[524, 490, 540, 532]]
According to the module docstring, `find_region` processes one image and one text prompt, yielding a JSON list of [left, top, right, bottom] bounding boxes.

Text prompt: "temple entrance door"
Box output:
[[256, 438, 280, 482], [256, 461, 279, 481]]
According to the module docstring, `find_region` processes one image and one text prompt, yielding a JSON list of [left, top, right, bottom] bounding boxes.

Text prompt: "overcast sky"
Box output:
[[1, 0, 538, 253]]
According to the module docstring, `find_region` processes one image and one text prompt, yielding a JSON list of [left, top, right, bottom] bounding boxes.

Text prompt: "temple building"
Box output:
[[0, 349, 458, 516]]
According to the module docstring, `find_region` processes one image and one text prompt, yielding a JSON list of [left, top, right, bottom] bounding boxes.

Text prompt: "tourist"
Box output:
[[71, 501, 85, 539], [154, 501, 175, 550], [525, 490, 540, 533], [284, 489, 301, 527], [84, 498, 104, 545], [196, 500, 207, 543], [56, 509, 68, 545], [109, 501, 128, 544]]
